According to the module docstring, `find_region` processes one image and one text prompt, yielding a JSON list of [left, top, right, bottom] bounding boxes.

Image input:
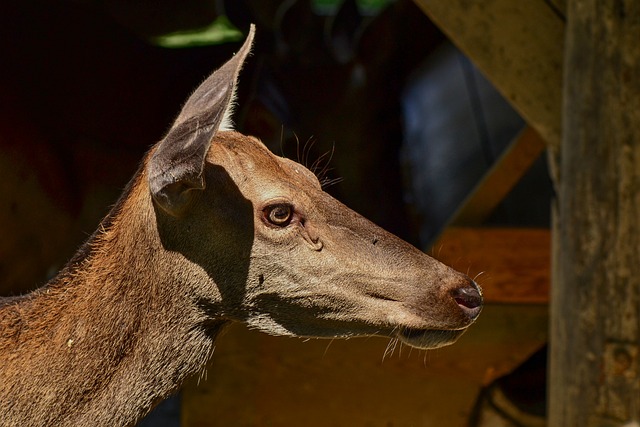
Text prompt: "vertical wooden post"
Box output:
[[550, 1, 640, 425]]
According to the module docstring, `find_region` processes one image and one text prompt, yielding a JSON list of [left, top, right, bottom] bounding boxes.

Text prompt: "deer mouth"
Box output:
[[397, 327, 467, 350]]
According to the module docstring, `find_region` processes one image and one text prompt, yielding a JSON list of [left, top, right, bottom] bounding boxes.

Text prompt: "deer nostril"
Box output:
[[451, 284, 483, 320]]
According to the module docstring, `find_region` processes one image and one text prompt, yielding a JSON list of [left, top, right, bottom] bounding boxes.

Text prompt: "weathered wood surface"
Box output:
[[412, 0, 564, 152], [549, 0, 640, 425], [434, 227, 550, 304], [183, 305, 548, 427]]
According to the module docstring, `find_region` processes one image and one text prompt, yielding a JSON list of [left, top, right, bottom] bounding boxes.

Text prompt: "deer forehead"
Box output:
[[209, 132, 322, 201]]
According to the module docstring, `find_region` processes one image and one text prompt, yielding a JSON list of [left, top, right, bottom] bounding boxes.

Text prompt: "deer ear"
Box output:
[[148, 25, 255, 216]]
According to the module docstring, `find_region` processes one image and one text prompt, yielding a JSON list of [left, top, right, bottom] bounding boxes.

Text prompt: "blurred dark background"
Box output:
[[0, 1, 552, 424]]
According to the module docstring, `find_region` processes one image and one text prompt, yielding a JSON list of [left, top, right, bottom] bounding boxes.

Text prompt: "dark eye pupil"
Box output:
[[273, 208, 288, 219], [267, 205, 292, 225]]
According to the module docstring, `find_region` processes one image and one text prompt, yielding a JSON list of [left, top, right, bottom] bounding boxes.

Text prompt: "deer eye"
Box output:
[[264, 204, 294, 227]]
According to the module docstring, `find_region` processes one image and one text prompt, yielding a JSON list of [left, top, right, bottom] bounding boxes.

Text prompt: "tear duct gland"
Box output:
[[0, 25, 481, 427]]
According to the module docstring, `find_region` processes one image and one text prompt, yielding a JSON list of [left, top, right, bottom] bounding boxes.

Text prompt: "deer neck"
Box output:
[[0, 171, 225, 427]]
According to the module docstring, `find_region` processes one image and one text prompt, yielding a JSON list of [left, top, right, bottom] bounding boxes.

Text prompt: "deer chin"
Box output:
[[397, 327, 468, 350]]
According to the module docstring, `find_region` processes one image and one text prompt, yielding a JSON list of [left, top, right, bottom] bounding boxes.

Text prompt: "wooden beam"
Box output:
[[433, 227, 550, 304], [549, 1, 640, 425], [182, 305, 547, 426], [449, 126, 546, 227], [412, 0, 564, 150], [181, 228, 550, 424]]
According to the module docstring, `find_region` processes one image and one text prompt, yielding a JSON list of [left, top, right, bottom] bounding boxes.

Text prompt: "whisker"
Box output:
[[382, 339, 392, 363], [423, 350, 429, 368], [473, 271, 486, 282], [320, 176, 343, 189], [389, 338, 399, 359], [318, 142, 336, 181], [382, 337, 398, 363], [310, 149, 331, 176], [294, 133, 301, 164], [301, 141, 342, 190], [302, 136, 316, 168], [390, 338, 399, 359], [323, 338, 335, 358]]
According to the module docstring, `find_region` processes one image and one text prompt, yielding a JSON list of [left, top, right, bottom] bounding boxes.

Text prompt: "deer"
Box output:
[[0, 26, 482, 427]]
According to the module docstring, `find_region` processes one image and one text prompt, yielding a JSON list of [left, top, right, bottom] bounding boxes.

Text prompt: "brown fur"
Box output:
[[0, 162, 216, 426], [0, 27, 481, 426]]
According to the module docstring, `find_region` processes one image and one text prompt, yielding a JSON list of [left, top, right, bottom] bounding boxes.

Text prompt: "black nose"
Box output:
[[451, 283, 483, 320]]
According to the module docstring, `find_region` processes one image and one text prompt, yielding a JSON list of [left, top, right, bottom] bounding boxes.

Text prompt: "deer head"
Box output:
[[147, 25, 482, 350]]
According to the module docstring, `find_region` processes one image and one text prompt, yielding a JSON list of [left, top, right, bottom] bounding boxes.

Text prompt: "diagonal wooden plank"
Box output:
[[449, 126, 546, 227], [413, 0, 564, 150]]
